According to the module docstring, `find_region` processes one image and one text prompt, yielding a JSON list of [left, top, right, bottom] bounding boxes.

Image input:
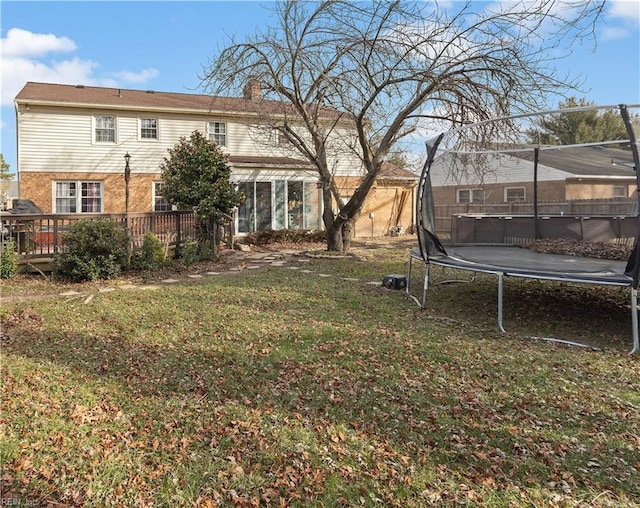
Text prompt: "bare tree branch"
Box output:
[[200, 0, 604, 251]]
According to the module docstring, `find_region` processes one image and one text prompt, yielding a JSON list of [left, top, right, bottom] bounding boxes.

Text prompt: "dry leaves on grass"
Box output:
[[525, 239, 632, 261]]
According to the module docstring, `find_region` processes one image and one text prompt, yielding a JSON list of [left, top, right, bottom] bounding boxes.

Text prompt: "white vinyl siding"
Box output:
[[16, 108, 212, 174]]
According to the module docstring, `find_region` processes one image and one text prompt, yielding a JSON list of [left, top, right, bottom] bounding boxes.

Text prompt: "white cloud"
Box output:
[[600, 25, 632, 40], [1, 27, 76, 58], [0, 28, 159, 106], [608, 0, 640, 23], [600, 0, 640, 40], [114, 68, 160, 84]]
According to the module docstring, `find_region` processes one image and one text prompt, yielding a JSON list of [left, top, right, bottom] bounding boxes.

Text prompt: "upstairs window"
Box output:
[[277, 130, 291, 147], [208, 122, 226, 147], [55, 181, 103, 213], [140, 118, 158, 140], [95, 115, 115, 142], [457, 188, 484, 204]]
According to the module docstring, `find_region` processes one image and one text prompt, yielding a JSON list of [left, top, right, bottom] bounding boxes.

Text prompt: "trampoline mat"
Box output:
[[416, 244, 632, 286]]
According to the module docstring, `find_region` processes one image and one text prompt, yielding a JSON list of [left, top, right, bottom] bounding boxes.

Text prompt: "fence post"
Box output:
[[53, 216, 60, 253], [175, 212, 182, 257]]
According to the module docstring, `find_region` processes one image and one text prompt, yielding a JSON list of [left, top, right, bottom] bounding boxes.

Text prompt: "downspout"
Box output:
[[14, 101, 21, 198]]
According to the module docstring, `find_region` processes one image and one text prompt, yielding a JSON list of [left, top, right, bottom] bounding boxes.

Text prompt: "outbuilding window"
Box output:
[[505, 187, 526, 203], [457, 188, 484, 204]]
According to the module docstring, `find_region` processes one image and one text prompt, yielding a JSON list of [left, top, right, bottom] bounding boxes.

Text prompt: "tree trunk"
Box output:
[[325, 222, 344, 252], [341, 219, 354, 253], [325, 219, 356, 253]]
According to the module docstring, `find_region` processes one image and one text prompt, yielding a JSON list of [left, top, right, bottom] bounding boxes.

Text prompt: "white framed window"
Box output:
[[153, 182, 173, 211], [208, 122, 226, 147], [140, 118, 158, 140], [457, 188, 484, 204], [504, 187, 526, 203], [613, 185, 627, 198], [94, 115, 116, 142], [276, 130, 289, 147], [54, 181, 103, 213]]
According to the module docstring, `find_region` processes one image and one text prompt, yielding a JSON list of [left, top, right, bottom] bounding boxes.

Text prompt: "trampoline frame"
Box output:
[[407, 104, 640, 354], [407, 247, 639, 354]]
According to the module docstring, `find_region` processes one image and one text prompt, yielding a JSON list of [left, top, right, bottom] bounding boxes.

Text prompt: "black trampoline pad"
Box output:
[[421, 245, 632, 285]]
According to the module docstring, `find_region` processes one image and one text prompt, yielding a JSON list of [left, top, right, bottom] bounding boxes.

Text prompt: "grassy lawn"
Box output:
[[1, 243, 639, 506]]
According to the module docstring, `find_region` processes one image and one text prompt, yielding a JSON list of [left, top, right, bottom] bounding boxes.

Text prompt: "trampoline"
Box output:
[[406, 104, 640, 354]]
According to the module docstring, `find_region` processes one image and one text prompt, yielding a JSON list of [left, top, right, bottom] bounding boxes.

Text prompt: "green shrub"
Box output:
[[131, 232, 166, 271], [179, 239, 200, 267], [0, 240, 18, 279], [53, 219, 129, 282]]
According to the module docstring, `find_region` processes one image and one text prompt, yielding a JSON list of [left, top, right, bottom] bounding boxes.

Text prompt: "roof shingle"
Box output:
[[14, 81, 343, 119]]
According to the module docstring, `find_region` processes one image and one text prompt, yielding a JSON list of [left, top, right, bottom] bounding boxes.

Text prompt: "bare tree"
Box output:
[[201, 0, 604, 252]]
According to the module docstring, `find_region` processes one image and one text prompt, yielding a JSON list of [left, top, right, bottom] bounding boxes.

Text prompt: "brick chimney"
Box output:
[[243, 78, 261, 100]]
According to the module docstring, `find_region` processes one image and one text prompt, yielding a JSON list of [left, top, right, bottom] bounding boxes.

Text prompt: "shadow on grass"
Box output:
[[3, 267, 640, 504]]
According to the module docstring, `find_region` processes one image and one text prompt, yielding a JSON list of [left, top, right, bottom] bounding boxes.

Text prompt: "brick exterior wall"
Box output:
[[20, 171, 161, 214], [21, 171, 416, 238], [432, 180, 565, 206], [565, 180, 636, 200]]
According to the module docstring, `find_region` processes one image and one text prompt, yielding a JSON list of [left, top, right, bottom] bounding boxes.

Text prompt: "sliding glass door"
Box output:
[[236, 180, 320, 233]]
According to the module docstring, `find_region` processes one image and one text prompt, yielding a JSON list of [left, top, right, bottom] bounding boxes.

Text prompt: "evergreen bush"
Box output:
[[131, 232, 166, 271], [53, 219, 129, 282], [0, 240, 18, 279], [179, 239, 200, 267]]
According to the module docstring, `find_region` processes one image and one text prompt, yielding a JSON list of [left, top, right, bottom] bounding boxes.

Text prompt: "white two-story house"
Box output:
[[14, 81, 417, 236]]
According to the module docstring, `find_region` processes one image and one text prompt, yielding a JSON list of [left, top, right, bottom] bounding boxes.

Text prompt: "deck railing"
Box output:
[[0, 211, 234, 260]]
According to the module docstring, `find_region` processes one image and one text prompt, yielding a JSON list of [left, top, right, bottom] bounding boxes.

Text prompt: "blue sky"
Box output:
[[1, 0, 639, 175]]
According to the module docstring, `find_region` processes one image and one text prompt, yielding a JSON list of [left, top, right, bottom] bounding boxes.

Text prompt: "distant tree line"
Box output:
[[527, 98, 635, 146]]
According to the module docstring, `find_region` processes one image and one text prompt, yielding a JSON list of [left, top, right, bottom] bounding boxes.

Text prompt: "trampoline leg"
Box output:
[[631, 288, 639, 355], [406, 254, 428, 308], [497, 273, 506, 333], [406, 254, 413, 296], [423, 264, 430, 308]]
